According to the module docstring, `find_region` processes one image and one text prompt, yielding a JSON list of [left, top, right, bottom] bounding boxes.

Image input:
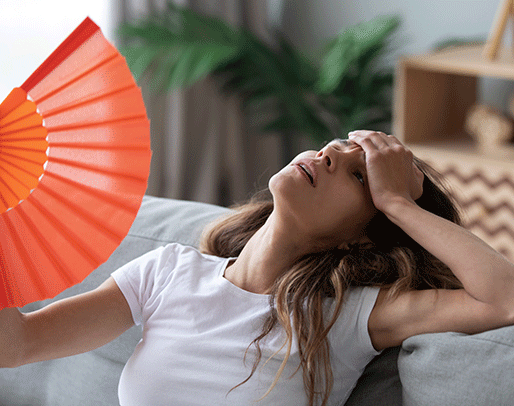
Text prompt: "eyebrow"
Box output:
[[336, 138, 350, 146], [333, 138, 354, 149], [333, 138, 367, 167]]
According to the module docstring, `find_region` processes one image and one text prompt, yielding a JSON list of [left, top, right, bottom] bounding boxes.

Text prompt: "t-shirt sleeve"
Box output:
[[111, 243, 182, 326], [329, 286, 382, 365], [355, 286, 381, 355]]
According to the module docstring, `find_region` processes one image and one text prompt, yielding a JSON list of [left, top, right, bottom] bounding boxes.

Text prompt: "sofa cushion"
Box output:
[[399, 325, 514, 406]]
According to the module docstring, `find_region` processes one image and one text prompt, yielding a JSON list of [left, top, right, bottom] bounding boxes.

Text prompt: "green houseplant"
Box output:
[[118, 2, 400, 158]]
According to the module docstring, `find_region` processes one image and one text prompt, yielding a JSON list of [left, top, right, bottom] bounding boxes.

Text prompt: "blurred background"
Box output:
[[1, 0, 506, 207]]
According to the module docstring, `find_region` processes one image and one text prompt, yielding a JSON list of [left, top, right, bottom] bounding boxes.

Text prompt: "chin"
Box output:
[[269, 184, 311, 227], [269, 170, 300, 206]]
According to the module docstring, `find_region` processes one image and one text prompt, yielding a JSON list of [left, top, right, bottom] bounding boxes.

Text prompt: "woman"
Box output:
[[1, 131, 513, 406]]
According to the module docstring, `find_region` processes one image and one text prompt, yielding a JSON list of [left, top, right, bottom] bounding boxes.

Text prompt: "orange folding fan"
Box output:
[[0, 17, 151, 309]]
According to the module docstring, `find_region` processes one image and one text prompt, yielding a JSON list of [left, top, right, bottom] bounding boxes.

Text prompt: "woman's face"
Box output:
[[269, 139, 377, 249]]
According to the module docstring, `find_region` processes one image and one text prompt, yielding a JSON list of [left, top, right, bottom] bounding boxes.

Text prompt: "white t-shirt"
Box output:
[[112, 243, 380, 406]]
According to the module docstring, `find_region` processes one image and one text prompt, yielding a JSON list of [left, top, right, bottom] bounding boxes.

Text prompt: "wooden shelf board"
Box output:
[[407, 138, 514, 167], [402, 45, 514, 80]]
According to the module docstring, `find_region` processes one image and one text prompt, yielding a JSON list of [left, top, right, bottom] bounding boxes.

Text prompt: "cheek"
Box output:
[[324, 190, 376, 238]]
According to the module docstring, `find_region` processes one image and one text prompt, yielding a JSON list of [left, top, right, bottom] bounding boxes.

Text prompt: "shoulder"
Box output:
[[112, 243, 223, 290], [328, 287, 382, 367], [127, 242, 221, 270], [329, 287, 381, 347], [368, 287, 512, 351]]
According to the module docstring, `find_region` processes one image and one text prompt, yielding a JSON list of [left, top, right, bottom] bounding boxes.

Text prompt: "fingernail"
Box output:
[[348, 131, 356, 137]]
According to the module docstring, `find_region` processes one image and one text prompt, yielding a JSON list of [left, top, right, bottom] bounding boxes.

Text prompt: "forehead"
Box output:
[[328, 138, 355, 148], [325, 138, 364, 155]]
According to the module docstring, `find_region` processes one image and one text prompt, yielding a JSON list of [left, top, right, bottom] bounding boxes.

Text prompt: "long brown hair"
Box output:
[[200, 158, 462, 406]]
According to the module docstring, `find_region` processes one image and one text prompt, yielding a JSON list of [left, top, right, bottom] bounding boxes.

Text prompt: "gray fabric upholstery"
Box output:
[[0, 196, 228, 406], [399, 326, 514, 406], [344, 347, 402, 406], [2, 195, 512, 405]]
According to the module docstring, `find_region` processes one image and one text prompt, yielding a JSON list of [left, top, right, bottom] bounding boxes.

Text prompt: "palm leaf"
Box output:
[[119, 2, 240, 91], [317, 15, 400, 94], [117, 3, 400, 153]]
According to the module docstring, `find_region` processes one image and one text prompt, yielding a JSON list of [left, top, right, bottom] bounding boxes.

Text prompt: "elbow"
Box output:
[[5, 319, 29, 368], [0, 310, 28, 369], [1, 345, 25, 369], [507, 306, 514, 327], [491, 300, 514, 331], [10, 344, 27, 368], [500, 289, 514, 327]]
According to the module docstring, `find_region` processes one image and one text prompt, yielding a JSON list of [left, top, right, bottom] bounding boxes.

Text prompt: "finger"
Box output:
[[349, 135, 379, 152], [348, 130, 387, 138], [348, 130, 388, 144], [413, 163, 425, 186], [384, 134, 404, 146], [411, 164, 425, 200], [350, 131, 405, 147], [348, 130, 388, 150]]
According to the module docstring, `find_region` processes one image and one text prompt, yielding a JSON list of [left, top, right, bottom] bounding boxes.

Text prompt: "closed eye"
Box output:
[[353, 171, 365, 185]]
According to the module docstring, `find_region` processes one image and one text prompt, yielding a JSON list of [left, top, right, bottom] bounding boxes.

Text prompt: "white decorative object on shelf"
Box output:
[[464, 104, 513, 151]]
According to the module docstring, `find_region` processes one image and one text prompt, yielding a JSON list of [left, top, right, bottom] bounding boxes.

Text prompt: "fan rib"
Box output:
[[1, 214, 47, 299], [32, 53, 119, 106], [41, 84, 139, 119], [1, 150, 47, 166], [45, 115, 149, 133], [27, 194, 103, 267], [0, 119, 43, 136], [0, 172, 22, 201], [0, 134, 47, 142], [0, 161, 37, 193], [0, 109, 39, 129], [48, 143, 149, 151], [0, 155, 43, 182], [42, 171, 143, 214], [16, 205, 76, 288], [0, 143, 48, 154], [0, 177, 15, 209], [21, 18, 99, 92], [0, 229, 24, 307], [46, 156, 149, 184], [37, 181, 126, 243], [0, 88, 28, 122]]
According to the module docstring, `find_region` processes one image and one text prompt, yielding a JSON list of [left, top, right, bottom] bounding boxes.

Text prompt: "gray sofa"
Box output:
[[1, 196, 513, 406]]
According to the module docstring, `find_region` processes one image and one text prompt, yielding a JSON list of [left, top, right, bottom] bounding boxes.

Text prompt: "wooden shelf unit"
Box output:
[[393, 45, 514, 260], [394, 45, 514, 160]]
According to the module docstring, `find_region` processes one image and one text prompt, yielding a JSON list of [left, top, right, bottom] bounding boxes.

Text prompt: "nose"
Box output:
[[316, 148, 334, 171], [317, 142, 364, 173]]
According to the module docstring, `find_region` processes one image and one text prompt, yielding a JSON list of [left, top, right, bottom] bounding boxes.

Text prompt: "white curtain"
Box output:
[[116, 0, 284, 206]]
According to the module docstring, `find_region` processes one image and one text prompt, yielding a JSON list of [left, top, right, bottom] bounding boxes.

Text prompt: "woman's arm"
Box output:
[[368, 202, 514, 350], [349, 130, 514, 349], [381, 197, 514, 312], [0, 277, 134, 368]]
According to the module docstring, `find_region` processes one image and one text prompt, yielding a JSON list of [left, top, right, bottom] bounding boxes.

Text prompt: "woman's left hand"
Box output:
[[348, 130, 424, 214]]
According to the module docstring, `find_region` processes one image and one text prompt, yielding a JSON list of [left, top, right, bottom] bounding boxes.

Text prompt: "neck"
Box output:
[[223, 212, 308, 294]]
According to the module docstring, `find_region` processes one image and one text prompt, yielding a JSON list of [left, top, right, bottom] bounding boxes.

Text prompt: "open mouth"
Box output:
[[298, 163, 314, 185]]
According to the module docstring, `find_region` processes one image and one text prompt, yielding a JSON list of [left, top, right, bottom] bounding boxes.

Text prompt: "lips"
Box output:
[[294, 160, 316, 187]]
